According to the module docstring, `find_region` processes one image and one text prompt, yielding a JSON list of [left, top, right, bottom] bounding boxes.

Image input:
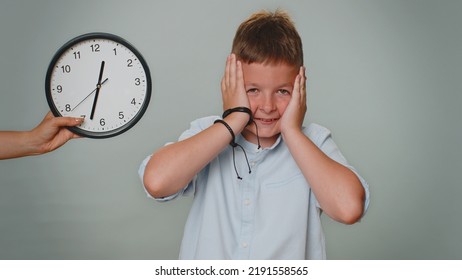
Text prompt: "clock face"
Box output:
[[45, 33, 151, 138]]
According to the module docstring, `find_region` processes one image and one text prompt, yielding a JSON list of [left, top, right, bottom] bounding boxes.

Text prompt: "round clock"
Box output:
[[45, 32, 152, 138]]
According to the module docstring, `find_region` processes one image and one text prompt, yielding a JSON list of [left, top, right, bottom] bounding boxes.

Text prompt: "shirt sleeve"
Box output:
[[306, 123, 370, 216]]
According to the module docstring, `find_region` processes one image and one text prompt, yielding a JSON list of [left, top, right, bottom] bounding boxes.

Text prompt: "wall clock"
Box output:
[[45, 32, 152, 138]]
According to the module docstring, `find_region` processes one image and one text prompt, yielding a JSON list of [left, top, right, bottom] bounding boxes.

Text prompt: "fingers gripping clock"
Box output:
[[45, 33, 152, 138]]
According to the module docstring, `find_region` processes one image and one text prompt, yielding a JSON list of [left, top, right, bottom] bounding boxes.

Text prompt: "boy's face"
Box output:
[[241, 62, 299, 147]]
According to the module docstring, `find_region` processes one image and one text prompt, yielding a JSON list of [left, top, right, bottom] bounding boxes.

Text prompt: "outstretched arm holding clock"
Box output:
[[0, 112, 83, 160]]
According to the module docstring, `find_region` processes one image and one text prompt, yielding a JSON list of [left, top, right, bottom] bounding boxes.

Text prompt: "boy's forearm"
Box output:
[[282, 128, 365, 224], [143, 114, 248, 198]]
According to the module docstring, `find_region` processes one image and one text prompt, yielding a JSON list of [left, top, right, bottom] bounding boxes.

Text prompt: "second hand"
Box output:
[[71, 78, 108, 112]]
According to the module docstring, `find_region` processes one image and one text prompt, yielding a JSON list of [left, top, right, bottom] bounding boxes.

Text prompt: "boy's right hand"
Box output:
[[221, 54, 250, 111]]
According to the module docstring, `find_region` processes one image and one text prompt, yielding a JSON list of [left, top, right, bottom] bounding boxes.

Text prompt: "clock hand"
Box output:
[[90, 61, 105, 120], [71, 78, 108, 112]]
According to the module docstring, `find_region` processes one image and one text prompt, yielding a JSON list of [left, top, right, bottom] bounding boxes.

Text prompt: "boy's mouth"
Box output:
[[255, 118, 279, 124]]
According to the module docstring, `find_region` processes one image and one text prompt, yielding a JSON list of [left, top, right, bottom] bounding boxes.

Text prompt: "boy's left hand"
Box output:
[[280, 66, 307, 134]]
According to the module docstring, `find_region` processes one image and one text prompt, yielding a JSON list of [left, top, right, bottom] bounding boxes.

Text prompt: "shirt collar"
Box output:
[[236, 134, 282, 153]]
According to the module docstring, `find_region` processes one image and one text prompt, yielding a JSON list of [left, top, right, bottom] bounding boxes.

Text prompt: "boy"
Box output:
[[139, 10, 369, 259]]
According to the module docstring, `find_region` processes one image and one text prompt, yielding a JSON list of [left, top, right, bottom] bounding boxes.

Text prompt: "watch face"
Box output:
[[45, 33, 152, 138]]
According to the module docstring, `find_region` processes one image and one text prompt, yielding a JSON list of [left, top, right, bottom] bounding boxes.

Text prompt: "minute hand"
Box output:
[[90, 61, 105, 120]]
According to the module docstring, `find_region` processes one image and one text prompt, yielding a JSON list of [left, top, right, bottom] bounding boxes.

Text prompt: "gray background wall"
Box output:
[[0, 0, 461, 259]]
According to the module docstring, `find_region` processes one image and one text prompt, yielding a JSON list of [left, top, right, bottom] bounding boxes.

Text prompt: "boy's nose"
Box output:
[[260, 95, 276, 113]]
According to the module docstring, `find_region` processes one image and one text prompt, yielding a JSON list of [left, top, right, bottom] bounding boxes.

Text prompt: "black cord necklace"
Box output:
[[215, 107, 262, 179]]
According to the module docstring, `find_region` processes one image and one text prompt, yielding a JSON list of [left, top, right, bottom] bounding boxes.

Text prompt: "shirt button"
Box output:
[[244, 199, 251, 206], [250, 161, 256, 167], [242, 242, 248, 248]]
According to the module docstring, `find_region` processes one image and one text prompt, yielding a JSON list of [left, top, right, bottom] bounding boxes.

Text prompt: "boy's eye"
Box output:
[[246, 88, 259, 94], [277, 89, 291, 95]]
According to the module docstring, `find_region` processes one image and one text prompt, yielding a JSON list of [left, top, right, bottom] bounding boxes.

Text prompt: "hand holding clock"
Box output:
[[0, 112, 83, 159], [1, 33, 152, 159]]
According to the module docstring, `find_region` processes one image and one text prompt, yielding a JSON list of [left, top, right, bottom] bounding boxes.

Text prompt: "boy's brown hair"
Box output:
[[231, 9, 303, 67]]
